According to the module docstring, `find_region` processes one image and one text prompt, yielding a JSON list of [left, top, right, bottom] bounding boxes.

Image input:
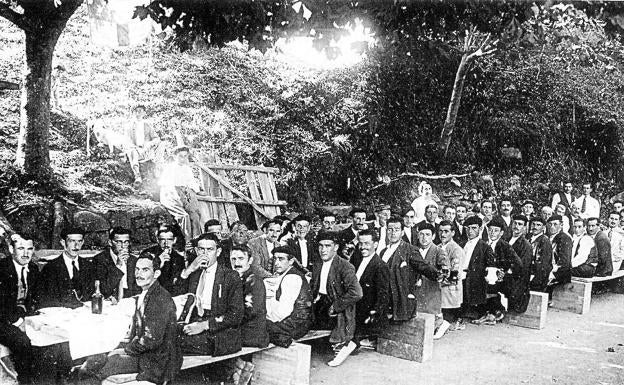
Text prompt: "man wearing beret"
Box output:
[[460, 215, 496, 321], [528, 217, 553, 292], [546, 215, 573, 287], [473, 217, 523, 325], [265, 245, 313, 348], [311, 232, 362, 367]]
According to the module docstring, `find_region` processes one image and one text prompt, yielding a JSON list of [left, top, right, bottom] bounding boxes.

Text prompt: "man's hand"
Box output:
[[107, 296, 119, 305], [187, 255, 208, 274], [118, 249, 130, 263], [328, 305, 337, 317], [183, 321, 207, 336], [159, 249, 171, 267]]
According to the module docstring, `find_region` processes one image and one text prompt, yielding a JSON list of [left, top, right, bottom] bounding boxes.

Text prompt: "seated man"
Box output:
[[93, 227, 141, 302], [176, 233, 244, 356], [546, 214, 573, 287], [0, 233, 39, 384], [124, 105, 166, 186], [229, 245, 269, 348], [38, 227, 95, 308], [142, 225, 186, 294], [247, 219, 282, 278], [528, 217, 553, 292], [82, 252, 182, 384], [265, 246, 313, 348], [586, 217, 613, 277], [569, 218, 597, 278], [311, 232, 362, 367]]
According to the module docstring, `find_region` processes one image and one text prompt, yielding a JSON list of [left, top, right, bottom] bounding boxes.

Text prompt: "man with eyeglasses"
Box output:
[[321, 213, 337, 232], [39, 227, 96, 308], [93, 227, 141, 302], [142, 224, 186, 294]]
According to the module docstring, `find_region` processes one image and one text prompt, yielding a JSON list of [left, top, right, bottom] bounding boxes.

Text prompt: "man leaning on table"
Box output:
[[38, 227, 96, 309], [80, 251, 182, 384]]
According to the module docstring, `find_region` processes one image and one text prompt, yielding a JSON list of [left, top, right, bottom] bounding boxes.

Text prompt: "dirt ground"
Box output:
[[308, 293, 624, 385]]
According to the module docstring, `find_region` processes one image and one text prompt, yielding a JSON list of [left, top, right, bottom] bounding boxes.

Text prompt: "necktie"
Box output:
[[21, 267, 27, 289], [581, 197, 587, 213], [195, 269, 207, 316], [72, 260, 79, 280], [609, 230, 612, 241]]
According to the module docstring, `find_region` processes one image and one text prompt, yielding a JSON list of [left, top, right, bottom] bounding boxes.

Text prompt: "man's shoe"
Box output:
[[327, 341, 357, 367], [454, 319, 466, 331], [358, 338, 375, 350], [493, 310, 505, 322], [482, 314, 497, 326], [471, 314, 490, 325], [433, 320, 451, 340]]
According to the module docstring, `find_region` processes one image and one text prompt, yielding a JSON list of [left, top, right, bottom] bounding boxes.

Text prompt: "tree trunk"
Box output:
[[438, 54, 472, 159], [14, 27, 63, 180]]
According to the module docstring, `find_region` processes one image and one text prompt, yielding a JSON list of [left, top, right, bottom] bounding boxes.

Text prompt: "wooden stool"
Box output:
[[503, 291, 548, 329], [377, 313, 434, 363]]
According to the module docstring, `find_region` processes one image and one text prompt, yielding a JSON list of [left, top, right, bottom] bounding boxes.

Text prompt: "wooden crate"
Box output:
[[503, 291, 548, 329], [377, 313, 434, 363]]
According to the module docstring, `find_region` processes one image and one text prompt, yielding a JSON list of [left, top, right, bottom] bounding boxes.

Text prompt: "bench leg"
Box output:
[[502, 291, 548, 329], [377, 312, 434, 363], [252, 342, 310, 385], [551, 281, 592, 315]]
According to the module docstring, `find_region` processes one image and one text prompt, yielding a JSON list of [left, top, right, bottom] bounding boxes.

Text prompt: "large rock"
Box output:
[[73, 211, 110, 233]]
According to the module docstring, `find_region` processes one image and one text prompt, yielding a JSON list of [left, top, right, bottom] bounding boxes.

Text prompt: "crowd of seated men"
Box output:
[[1, 180, 623, 384]]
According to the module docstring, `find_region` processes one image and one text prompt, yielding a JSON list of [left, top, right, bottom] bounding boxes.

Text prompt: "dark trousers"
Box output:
[[0, 324, 32, 384], [266, 318, 309, 348], [313, 294, 335, 331], [84, 348, 139, 380], [178, 328, 216, 356], [571, 263, 596, 278], [442, 308, 462, 323]]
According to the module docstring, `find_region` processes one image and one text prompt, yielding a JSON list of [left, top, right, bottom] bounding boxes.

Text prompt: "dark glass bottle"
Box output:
[[92, 280, 103, 314]]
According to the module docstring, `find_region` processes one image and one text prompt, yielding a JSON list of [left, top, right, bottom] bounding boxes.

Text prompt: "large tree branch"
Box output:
[[0, 2, 30, 31]]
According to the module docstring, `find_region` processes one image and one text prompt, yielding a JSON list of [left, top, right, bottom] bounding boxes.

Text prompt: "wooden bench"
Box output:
[[551, 270, 624, 315], [103, 330, 331, 385], [377, 312, 434, 363], [502, 291, 549, 330]]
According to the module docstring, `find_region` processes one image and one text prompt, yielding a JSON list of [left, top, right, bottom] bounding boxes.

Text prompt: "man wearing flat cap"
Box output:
[[507, 215, 532, 313], [473, 217, 523, 325], [286, 214, 319, 274], [265, 245, 313, 348], [460, 215, 496, 321], [528, 217, 553, 292], [546, 215, 573, 287], [311, 232, 362, 367]]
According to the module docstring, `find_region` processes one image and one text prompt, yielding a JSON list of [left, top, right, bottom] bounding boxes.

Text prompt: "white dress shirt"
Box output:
[[462, 237, 479, 273], [551, 192, 573, 210], [63, 253, 79, 279], [266, 267, 302, 322], [110, 250, 128, 289], [298, 239, 309, 267], [13, 260, 28, 302], [418, 246, 431, 260], [571, 234, 594, 268], [356, 256, 373, 281], [382, 242, 400, 263], [608, 228, 624, 264], [573, 195, 600, 219], [159, 163, 200, 192], [509, 236, 519, 246], [266, 239, 274, 256], [403, 227, 413, 244], [376, 226, 387, 254], [197, 263, 218, 310], [318, 259, 332, 295]]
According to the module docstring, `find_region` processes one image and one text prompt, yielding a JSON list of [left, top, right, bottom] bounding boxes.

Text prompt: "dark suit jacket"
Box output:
[[497, 216, 513, 242], [37, 254, 96, 308], [0, 258, 40, 324], [240, 270, 269, 348], [551, 231, 573, 283], [529, 234, 553, 291], [464, 239, 496, 306], [338, 226, 358, 245], [593, 231, 613, 277], [415, 245, 448, 314], [124, 281, 182, 384], [286, 234, 319, 273], [247, 236, 278, 279], [311, 256, 362, 343], [453, 221, 468, 247], [496, 238, 529, 313], [401, 227, 417, 245], [93, 249, 141, 299], [142, 245, 185, 295], [176, 263, 244, 356], [351, 254, 391, 326], [380, 241, 438, 321]]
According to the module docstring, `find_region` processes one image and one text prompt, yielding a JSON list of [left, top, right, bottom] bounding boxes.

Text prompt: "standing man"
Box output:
[[541, 206, 554, 223], [311, 232, 362, 367], [528, 218, 553, 292], [287, 215, 318, 273], [574, 183, 601, 220], [416, 205, 441, 245], [551, 181, 575, 214], [82, 252, 182, 384], [321, 213, 337, 232], [94, 227, 141, 302], [607, 211, 624, 271], [265, 246, 313, 348], [125, 105, 166, 187], [547, 215, 573, 286], [521, 200, 537, 222], [497, 199, 514, 241], [568, 218, 597, 278], [0, 234, 39, 384], [374, 204, 391, 254], [401, 208, 418, 245], [479, 200, 495, 242], [338, 208, 367, 245], [247, 219, 281, 278], [142, 225, 186, 295], [230, 245, 269, 348], [351, 230, 391, 349], [176, 234, 244, 356], [460, 216, 496, 321], [38, 227, 95, 308], [380, 216, 441, 323], [507, 215, 533, 313], [453, 204, 469, 247], [437, 221, 465, 338], [586, 217, 612, 277]]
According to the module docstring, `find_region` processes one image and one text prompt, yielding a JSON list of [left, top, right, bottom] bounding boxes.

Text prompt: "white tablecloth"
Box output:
[[25, 298, 136, 360]]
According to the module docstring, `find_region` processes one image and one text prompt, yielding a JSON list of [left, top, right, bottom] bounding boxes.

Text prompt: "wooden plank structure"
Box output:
[[551, 270, 624, 314], [503, 291, 549, 330], [193, 163, 286, 228], [377, 312, 434, 363]]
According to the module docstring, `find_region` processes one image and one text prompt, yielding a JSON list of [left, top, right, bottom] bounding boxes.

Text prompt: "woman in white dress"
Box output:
[[410, 181, 439, 223]]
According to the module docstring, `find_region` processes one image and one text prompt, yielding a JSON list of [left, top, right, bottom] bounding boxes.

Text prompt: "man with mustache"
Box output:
[[142, 224, 186, 294]]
